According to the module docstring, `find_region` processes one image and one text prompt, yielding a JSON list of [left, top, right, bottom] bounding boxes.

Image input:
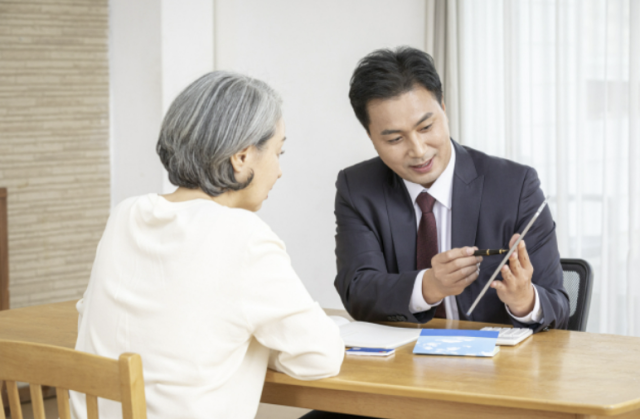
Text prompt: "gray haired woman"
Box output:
[[71, 71, 344, 419]]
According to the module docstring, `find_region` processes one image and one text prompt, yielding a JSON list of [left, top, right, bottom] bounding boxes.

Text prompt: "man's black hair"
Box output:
[[349, 46, 443, 132]]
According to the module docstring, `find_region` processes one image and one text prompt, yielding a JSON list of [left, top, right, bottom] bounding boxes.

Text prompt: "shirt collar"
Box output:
[[402, 143, 456, 210]]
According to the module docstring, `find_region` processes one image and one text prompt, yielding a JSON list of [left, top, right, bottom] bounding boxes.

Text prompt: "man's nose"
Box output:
[[407, 134, 427, 158]]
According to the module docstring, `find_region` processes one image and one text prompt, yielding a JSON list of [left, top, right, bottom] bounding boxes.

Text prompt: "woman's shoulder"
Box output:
[[110, 193, 161, 216], [155, 195, 278, 240], [225, 207, 280, 243], [109, 194, 279, 244], [220, 205, 272, 232], [191, 203, 288, 262]]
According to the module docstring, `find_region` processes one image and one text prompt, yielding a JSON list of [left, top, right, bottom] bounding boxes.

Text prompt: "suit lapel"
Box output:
[[451, 141, 484, 319], [383, 170, 417, 273], [381, 141, 484, 299]]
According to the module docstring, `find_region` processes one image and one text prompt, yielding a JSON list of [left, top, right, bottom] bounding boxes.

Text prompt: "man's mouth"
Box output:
[[409, 158, 434, 174]]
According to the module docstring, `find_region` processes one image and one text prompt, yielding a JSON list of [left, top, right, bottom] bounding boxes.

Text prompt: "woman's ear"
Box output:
[[230, 145, 254, 182]]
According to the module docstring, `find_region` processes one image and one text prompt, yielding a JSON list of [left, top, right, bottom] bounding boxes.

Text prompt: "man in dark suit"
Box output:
[[334, 47, 569, 331]]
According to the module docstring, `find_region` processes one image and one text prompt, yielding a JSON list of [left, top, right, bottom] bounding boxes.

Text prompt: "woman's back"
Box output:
[[72, 194, 344, 419]]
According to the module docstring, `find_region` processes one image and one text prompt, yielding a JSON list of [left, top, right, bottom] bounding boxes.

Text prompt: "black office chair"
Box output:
[[560, 258, 593, 332]]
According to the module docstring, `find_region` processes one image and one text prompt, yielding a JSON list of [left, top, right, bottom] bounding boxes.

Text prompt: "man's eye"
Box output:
[[388, 137, 401, 144], [421, 124, 433, 132]]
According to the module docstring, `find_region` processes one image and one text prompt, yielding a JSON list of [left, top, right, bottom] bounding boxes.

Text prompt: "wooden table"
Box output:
[[1, 301, 639, 419]]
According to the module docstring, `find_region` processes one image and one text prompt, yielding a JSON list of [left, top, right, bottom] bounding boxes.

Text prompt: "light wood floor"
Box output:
[[14, 398, 310, 419]]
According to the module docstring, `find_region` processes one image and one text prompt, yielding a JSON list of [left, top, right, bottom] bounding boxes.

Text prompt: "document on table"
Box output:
[[329, 316, 421, 349]]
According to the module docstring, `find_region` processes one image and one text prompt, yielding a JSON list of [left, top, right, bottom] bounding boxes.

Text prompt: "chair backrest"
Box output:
[[560, 258, 593, 332], [0, 340, 147, 419], [0, 188, 8, 311]]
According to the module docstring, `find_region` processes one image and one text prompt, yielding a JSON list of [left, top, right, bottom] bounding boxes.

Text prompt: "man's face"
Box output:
[[366, 86, 452, 188]]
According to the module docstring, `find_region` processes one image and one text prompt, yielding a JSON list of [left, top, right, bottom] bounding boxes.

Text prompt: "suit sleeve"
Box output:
[[333, 170, 432, 323], [510, 168, 570, 331]]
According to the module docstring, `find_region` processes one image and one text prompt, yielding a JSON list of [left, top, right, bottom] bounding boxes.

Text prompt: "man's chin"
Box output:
[[401, 171, 438, 188]]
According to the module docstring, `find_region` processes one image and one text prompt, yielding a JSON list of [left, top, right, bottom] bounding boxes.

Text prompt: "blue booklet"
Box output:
[[413, 329, 500, 357], [346, 347, 395, 357]]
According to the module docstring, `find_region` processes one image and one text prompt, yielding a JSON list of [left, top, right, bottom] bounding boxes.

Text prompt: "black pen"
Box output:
[[473, 249, 508, 256]]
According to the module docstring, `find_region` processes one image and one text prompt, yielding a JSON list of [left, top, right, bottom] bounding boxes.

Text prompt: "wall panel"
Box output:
[[0, 0, 110, 307]]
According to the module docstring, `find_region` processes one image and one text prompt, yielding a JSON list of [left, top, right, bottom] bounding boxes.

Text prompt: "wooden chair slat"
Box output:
[[6, 381, 22, 419], [119, 354, 147, 419], [0, 341, 120, 401], [29, 384, 45, 419], [56, 388, 71, 419], [0, 341, 146, 419], [0, 381, 6, 419], [86, 394, 99, 419]]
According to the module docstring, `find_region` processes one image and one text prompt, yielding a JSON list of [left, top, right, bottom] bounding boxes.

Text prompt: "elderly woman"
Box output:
[[71, 72, 344, 419]]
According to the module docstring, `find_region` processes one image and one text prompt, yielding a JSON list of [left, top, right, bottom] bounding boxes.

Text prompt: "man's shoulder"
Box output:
[[338, 157, 393, 189], [335, 157, 401, 207], [461, 144, 534, 182], [341, 156, 389, 176]]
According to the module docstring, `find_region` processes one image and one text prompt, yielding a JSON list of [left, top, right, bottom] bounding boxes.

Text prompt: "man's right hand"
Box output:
[[421, 247, 483, 304]]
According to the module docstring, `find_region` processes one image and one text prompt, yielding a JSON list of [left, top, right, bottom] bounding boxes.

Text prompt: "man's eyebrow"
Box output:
[[379, 112, 434, 136], [414, 112, 434, 127], [380, 128, 402, 135]]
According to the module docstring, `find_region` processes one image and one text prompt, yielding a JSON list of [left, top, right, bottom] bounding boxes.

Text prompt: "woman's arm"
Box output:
[[240, 223, 344, 380]]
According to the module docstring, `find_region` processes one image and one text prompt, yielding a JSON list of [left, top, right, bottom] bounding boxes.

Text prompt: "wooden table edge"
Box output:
[[0, 300, 77, 313], [265, 371, 640, 417], [3, 301, 639, 417]]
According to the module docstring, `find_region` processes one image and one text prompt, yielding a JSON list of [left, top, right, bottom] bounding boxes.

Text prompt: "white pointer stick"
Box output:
[[465, 198, 549, 317]]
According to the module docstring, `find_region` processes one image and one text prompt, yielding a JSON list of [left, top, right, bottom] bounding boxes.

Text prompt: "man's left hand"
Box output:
[[491, 233, 535, 317]]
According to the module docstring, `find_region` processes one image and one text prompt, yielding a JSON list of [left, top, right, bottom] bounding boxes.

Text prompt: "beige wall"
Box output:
[[0, 0, 110, 308], [215, 0, 425, 309]]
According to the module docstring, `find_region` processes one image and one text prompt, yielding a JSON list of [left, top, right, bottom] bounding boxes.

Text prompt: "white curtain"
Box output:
[[425, 0, 463, 141], [451, 0, 640, 335]]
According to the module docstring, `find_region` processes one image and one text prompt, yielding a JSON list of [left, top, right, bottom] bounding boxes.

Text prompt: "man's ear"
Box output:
[[230, 145, 252, 174], [440, 95, 447, 113]]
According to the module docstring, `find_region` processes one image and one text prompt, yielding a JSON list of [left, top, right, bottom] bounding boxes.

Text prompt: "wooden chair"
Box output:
[[0, 340, 147, 419], [0, 188, 8, 311]]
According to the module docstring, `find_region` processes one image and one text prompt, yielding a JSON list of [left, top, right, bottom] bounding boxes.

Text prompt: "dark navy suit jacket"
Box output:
[[334, 140, 569, 331]]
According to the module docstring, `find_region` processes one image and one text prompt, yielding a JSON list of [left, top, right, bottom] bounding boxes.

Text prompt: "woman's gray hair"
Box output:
[[157, 71, 282, 196]]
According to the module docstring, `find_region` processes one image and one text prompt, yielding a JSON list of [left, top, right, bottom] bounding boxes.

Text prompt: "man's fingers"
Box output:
[[437, 255, 482, 278], [518, 240, 532, 270], [466, 268, 480, 284], [501, 264, 514, 286], [452, 255, 482, 271], [509, 233, 520, 249], [450, 269, 479, 294], [491, 279, 505, 291], [439, 246, 478, 263], [433, 251, 481, 277], [452, 264, 479, 283], [509, 249, 523, 277]]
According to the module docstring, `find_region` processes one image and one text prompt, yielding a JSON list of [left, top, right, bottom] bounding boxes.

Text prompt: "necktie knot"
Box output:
[[416, 192, 436, 214]]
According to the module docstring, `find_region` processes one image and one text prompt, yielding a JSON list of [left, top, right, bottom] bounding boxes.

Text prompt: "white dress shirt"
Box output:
[[405, 145, 543, 324]]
